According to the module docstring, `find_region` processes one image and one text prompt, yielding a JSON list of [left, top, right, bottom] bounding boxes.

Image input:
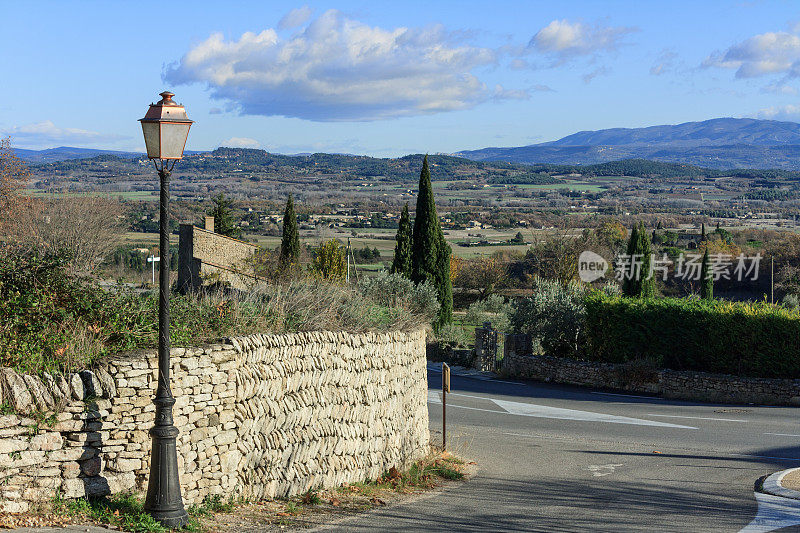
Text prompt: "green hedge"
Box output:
[[583, 293, 800, 378]]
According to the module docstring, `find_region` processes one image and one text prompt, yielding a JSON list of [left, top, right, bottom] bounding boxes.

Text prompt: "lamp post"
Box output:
[[139, 91, 193, 528]]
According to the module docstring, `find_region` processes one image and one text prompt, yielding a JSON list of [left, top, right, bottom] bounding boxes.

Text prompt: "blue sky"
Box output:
[[2, 0, 800, 157]]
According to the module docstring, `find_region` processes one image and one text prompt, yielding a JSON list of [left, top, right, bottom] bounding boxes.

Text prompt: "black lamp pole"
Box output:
[[143, 161, 189, 528], [139, 92, 192, 527]]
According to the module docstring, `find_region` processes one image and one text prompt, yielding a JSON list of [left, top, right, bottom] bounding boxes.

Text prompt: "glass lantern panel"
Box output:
[[159, 122, 191, 159], [141, 122, 161, 159]]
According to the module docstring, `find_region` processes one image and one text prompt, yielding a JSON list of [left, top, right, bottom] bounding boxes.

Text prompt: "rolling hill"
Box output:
[[456, 118, 800, 170]]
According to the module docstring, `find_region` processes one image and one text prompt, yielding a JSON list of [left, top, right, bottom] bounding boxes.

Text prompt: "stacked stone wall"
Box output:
[[0, 330, 429, 513], [503, 352, 800, 405]]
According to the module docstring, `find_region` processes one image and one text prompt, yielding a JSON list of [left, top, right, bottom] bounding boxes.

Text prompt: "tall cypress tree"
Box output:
[[622, 222, 655, 298], [280, 194, 300, 263], [700, 248, 713, 300], [391, 203, 412, 278], [209, 193, 241, 238], [621, 224, 639, 297], [411, 155, 452, 327], [700, 223, 706, 242]]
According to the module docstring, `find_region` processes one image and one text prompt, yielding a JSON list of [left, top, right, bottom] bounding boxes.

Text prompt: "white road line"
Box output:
[[427, 390, 696, 428], [764, 433, 800, 437], [741, 492, 800, 532], [646, 414, 748, 423], [490, 397, 696, 429], [590, 391, 663, 400]]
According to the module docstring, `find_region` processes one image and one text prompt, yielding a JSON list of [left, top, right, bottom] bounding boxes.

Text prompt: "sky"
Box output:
[[2, 0, 800, 157]]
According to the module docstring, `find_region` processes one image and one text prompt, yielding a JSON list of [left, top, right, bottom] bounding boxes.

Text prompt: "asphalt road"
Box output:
[[323, 364, 800, 532]]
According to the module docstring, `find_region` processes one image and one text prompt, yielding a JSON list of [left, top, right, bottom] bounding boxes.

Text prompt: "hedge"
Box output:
[[583, 293, 800, 378]]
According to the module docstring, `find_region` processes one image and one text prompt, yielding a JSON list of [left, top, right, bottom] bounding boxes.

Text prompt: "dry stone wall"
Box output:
[[503, 352, 800, 406], [0, 330, 429, 513]]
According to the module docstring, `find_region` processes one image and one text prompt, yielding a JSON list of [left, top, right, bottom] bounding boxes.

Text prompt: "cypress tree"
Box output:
[[700, 223, 706, 242], [208, 193, 241, 238], [280, 194, 300, 263], [391, 203, 412, 278], [700, 248, 713, 300], [621, 224, 639, 297], [638, 223, 656, 298], [411, 155, 453, 327], [622, 222, 655, 298]]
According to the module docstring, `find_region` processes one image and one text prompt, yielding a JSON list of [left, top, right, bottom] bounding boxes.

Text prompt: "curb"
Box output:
[[761, 467, 800, 499]]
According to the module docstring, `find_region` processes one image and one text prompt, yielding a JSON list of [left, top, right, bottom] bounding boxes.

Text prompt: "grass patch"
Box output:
[[336, 451, 466, 497], [51, 491, 201, 532]]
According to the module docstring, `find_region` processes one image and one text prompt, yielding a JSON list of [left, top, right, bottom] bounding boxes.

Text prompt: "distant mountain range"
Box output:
[[13, 147, 143, 164], [456, 118, 800, 170], [12, 147, 210, 164], [15, 118, 800, 170]]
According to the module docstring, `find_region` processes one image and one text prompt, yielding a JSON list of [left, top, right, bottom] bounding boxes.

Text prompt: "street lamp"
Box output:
[[139, 91, 193, 528]]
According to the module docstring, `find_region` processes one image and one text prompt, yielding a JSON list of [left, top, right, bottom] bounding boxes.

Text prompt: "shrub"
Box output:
[[0, 250, 433, 374], [357, 272, 440, 321], [584, 292, 800, 378], [509, 278, 586, 358], [464, 294, 512, 333], [309, 239, 346, 281], [783, 294, 800, 311]]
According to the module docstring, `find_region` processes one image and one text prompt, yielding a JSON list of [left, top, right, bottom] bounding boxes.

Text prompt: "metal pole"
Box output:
[[771, 256, 774, 304], [144, 167, 188, 528], [442, 362, 447, 451]]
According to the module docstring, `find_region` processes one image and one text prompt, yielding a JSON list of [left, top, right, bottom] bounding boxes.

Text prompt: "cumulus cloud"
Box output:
[[278, 6, 313, 30], [756, 104, 800, 121], [704, 31, 800, 78], [164, 10, 507, 121], [219, 137, 260, 149], [530, 19, 636, 62], [208, 107, 224, 115], [3, 120, 127, 148]]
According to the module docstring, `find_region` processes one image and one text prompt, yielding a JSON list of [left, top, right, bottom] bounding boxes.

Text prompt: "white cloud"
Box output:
[[704, 31, 800, 78], [164, 10, 509, 121], [583, 66, 610, 84], [219, 137, 260, 149], [650, 49, 678, 76], [530, 19, 635, 62], [278, 6, 313, 30], [756, 104, 800, 121], [492, 85, 529, 100], [3, 120, 127, 148]]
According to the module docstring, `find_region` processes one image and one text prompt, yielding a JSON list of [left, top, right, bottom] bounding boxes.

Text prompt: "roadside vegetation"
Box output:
[[5, 451, 468, 532]]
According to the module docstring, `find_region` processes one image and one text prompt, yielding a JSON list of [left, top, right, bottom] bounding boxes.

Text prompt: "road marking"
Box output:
[[741, 492, 800, 532], [428, 392, 695, 428], [764, 433, 800, 438], [490, 397, 696, 429], [588, 463, 624, 477], [646, 414, 748, 423], [590, 391, 664, 400]]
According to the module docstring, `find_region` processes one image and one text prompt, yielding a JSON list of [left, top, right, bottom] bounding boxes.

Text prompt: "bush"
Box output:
[[584, 292, 800, 378], [509, 278, 586, 358], [464, 294, 512, 333], [783, 294, 800, 311], [357, 272, 440, 320], [0, 251, 433, 374]]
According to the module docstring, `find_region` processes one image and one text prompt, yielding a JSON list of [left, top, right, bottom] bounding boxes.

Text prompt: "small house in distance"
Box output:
[[177, 216, 259, 292]]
